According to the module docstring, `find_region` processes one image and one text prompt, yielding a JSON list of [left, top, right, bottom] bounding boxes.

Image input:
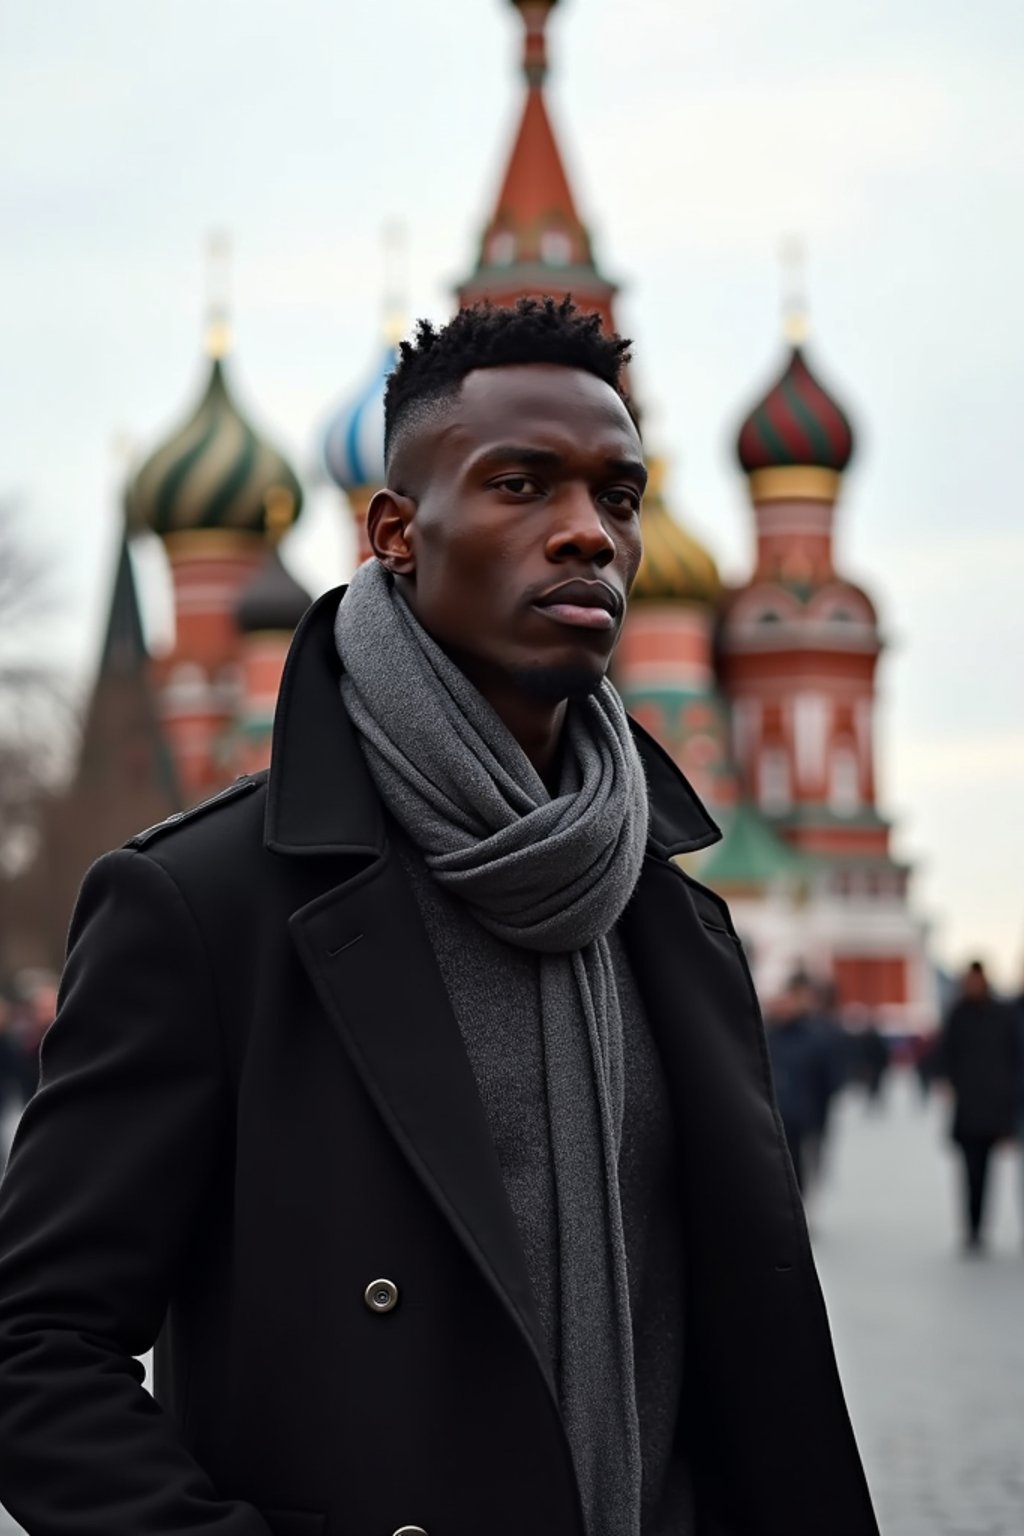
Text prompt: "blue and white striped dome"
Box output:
[[322, 341, 397, 493]]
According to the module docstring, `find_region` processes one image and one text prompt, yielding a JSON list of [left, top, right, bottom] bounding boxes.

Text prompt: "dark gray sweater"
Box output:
[[398, 833, 691, 1534]]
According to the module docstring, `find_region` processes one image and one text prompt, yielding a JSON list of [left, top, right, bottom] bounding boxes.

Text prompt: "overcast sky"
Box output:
[[2, 0, 1022, 983]]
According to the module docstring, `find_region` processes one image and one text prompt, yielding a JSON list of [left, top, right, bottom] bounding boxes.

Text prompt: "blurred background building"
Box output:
[[0, 0, 934, 1027]]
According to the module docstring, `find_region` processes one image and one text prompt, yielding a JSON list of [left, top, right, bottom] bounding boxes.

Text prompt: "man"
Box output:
[[764, 972, 835, 1195], [805, 979, 849, 1187], [0, 299, 878, 1536], [936, 959, 1019, 1253]]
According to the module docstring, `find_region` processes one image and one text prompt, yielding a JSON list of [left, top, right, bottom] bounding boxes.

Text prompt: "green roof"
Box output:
[[698, 801, 817, 889]]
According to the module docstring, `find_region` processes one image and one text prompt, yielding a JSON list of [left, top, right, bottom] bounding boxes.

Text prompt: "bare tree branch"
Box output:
[[0, 497, 79, 870]]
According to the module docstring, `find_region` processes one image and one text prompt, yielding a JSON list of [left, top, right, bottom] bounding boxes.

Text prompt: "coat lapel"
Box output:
[[270, 589, 551, 1384], [289, 846, 554, 1389]]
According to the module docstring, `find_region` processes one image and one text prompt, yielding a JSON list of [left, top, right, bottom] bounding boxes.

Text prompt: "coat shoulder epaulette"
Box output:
[[126, 775, 263, 850]]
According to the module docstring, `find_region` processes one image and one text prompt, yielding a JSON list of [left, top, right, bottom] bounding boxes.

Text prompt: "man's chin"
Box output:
[[509, 662, 605, 704]]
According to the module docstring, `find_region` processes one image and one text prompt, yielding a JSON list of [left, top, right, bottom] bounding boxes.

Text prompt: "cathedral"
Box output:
[[4, 0, 934, 1028]]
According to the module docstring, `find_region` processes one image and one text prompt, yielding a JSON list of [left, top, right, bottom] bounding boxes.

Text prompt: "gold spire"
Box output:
[[204, 229, 233, 359], [780, 234, 809, 347]]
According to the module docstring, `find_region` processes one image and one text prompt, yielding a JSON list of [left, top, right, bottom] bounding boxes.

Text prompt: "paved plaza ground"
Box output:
[[0, 1071, 1021, 1533], [813, 1073, 1024, 1535]]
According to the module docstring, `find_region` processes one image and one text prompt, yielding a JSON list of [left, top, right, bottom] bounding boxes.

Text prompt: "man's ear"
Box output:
[[366, 488, 417, 574]]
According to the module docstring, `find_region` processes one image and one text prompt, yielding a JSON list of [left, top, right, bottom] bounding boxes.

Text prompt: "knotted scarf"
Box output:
[[334, 558, 649, 1536]]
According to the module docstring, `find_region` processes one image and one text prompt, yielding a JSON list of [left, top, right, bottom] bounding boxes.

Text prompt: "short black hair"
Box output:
[[383, 296, 633, 466]]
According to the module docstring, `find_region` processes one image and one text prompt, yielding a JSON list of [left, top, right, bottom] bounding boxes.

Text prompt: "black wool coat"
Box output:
[[0, 588, 879, 1536], [938, 996, 1020, 1142]]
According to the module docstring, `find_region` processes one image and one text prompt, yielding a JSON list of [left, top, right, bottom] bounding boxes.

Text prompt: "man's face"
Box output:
[[384, 364, 645, 701]]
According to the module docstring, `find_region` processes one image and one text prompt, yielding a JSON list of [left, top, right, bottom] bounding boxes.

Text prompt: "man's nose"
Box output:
[[545, 487, 616, 567]]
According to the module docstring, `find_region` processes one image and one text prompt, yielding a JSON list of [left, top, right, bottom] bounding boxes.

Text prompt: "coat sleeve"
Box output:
[[0, 848, 269, 1536], [932, 1007, 957, 1086]]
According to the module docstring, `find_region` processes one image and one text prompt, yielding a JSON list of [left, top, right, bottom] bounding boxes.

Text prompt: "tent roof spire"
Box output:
[[456, 0, 617, 327]]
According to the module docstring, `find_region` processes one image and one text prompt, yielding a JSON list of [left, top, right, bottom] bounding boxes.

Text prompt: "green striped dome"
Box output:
[[126, 356, 303, 538], [631, 460, 720, 605]]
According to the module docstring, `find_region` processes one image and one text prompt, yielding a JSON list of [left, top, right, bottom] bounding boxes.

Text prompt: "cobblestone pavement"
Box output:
[[812, 1074, 1024, 1536], [1, 1077, 1021, 1534]]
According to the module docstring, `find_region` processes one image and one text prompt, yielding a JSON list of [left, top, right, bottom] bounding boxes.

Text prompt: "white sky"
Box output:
[[2, 0, 1022, 984]]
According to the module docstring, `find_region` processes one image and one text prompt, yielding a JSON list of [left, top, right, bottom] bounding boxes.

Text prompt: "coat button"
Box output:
[[364, 1277, 399, 1313]]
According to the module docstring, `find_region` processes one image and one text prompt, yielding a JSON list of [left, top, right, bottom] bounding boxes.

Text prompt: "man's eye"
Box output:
[[495, 475, 541, 495], [602, 488, 642, 514]]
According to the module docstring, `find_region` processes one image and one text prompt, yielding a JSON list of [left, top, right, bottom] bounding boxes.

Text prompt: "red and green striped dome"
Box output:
[[736, 346, 854, 475]]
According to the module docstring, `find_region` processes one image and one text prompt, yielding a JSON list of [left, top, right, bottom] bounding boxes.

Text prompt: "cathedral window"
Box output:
[[540, 228, 573, 265], [214, 662, 243, 711], [793, 692, 828, 787], [163, 662, 207, 710], [829, 746, 861, 816], [759, 748, 791, 814], [488, 230, 516, 266]]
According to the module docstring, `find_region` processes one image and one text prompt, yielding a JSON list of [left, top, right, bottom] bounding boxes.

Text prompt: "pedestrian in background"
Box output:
[[936, 960, 1019, 1254], [808, 980, 849, 1185], [858, 1018, 890, 1109], [910, 1029, 941, 1103], [766, 972, 830, 1193]]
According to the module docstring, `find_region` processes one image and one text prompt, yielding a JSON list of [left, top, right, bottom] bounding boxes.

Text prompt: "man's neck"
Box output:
[[435, 648, 567, 784], [480, 685, 567, 787]]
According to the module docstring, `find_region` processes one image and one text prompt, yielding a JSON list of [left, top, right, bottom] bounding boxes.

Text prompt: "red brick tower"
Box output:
[[721, 325, 882, 856], [125, 297, 303, 803], [714, 302, 932, 1019], [456, 0, 617, 329]]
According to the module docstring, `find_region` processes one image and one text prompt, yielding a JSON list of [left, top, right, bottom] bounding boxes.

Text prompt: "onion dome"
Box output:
[[126, 350, 303, 539], [322, 341, 396, 495], [235, 546, 312, 635], [736, 346, 854, 475], [631, 458, 721, 605]]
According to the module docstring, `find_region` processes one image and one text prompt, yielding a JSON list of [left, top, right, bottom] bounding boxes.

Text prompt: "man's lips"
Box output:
[[531, 579, 622, 633]]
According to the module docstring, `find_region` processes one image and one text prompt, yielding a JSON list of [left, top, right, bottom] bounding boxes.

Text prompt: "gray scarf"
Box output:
[[334, 559, 649, 1536]]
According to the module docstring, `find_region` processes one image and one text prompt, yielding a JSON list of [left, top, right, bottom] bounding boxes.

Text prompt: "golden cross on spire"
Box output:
[[204, 229, 233, 359], [780, 234, 810, 347]]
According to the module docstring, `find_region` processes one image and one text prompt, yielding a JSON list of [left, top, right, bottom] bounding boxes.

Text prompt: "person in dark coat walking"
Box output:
[[764, 972, 833, 1194], [804, 980, 849, 1188], [857, 1020, 890, 1108], [936, 959, 1020, 1252], [0, 301, 878, 1536]]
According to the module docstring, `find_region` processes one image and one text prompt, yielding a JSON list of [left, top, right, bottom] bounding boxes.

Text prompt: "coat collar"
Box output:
[[266, 583, 721, 859]]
